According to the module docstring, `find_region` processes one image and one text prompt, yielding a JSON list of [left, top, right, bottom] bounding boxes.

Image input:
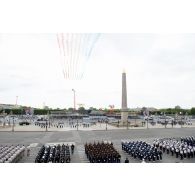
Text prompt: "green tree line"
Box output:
[[1, 107, 195, 115]]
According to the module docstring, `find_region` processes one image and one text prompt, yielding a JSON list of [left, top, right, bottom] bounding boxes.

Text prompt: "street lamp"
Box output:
[[163, 112, 167, 129], [105, 119, 108, 130], [2, 109, 6, 127], [72, 89, 76, 111], [12, 116, 15, 132], [47, 111, 50, 128], [77, 117, 78, 131], [45, 120, 48, 132], [10, 111, 14, 132], [146, 117, 149, 129], [180, 112, 183, 128]]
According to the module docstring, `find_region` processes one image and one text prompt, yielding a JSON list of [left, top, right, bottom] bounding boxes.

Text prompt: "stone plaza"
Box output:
[[1, 125, 195, 163]]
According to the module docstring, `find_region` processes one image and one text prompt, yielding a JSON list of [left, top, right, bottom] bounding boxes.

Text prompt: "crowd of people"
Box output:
[[35, 122, 67, 129], [122, 141, 162, 162], [0, 145, 25, 163], [181, 136, 195, 146], [34, 121, 93, 129], [85, 141, 121, 163], [153, 136, 195, 160], [35, 143, 74, 163]]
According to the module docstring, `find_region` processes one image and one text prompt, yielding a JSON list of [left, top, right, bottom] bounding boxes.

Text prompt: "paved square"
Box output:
[[1, 126, 195, 163]]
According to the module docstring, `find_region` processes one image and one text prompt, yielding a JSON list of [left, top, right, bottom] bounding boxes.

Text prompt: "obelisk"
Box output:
[[121, 71, 128, 125]]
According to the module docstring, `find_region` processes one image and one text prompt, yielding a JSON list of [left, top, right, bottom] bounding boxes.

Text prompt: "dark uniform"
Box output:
[[122, 141, 162, 163], [35, 144, 71, 163], [71, 144, 75, 154], [85, 142, 121, 163]]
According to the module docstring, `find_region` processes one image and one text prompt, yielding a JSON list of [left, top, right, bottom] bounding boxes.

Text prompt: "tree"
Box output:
[[175, 105, 181, 110], [190, 107, 195, 115], [12, 109, 22, 115], [34, 109, 48, 115], [89, 107, 97, 111], [68, 108, 74, 112], [78, 107, 85, 114]]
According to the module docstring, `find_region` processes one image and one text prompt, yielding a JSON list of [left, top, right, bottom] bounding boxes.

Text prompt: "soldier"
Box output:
[[175, 148, 179, 158], [159, 142, 163, 150], [152, 155, 156, 162], [27, 146, 30, 157], [187, 148, 191, 158], [141, 158, 146, 163], [162, 144, 166, 153], [85, 142, 121, 163], [171, 147, 174, 156], [71, 144, 75, 154], [180, 150, 184, 160], [190, 148, 194, 158], [166, 145, 170, 154], [183, 150, 187, 159], [171, 120, 174, 128]]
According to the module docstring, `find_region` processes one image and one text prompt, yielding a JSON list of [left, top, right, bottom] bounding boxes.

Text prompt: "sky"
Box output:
[[0, 33, 195, 109]]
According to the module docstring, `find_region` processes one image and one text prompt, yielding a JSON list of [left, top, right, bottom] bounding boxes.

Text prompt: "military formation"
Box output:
[[0, 145, 25, 163], [85, 142, 121, 163], [2, 136, 195, 163], [35, 144, 74, 163], [181, 136, 195, 146], [153, 136, 195, 160], [34, 121, 92, 129], [122, 141, 162, 162]]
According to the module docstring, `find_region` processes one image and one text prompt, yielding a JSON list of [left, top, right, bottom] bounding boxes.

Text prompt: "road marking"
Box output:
[[45, 142, 75, 146], [77, 145, 89, 163], [29, 143, 39, 147]]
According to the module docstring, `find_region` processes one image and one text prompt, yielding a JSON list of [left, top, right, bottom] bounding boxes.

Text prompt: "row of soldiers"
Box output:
[[181, 136, 195, 146], [35, 144, 74, 163], [85, 142, 121, 163], [50, 124, 64, 128], [122, 141, 162, 162], [35, 123, 65, 128], [153, 137, 195, 160], [0, 145, 25, 163], [69, 123, 91, 128]]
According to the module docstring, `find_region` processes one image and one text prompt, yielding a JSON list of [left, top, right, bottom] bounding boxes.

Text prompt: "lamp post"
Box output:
[[10, 111, 14, 132], [105, 119, 108, 130], [47, 111, 50, 128], [2, 110, 6, 127], [147, 118, 149, 129], [180, 112, 183, 128], [77, 117, 78, 131], [72, 89, 76, 111], [146, 109, 149, 129], [12, 116, 15, 132], [46, 120, 48, 132], [163, 112, 166, 128]]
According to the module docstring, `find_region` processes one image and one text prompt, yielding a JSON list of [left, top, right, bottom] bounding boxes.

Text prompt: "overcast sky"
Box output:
[[0, 33, 195, 109]]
